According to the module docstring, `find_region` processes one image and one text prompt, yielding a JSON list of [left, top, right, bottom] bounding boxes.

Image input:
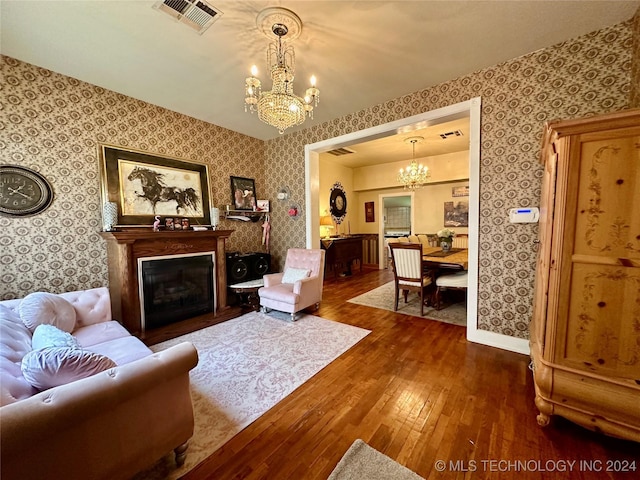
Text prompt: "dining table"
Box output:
[[422, 247, 468, 271]]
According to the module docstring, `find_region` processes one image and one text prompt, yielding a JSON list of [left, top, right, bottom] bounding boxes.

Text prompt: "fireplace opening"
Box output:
[[138, 252, 216, 331]]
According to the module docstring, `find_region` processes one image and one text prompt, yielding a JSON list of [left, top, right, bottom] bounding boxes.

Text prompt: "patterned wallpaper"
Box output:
[[632, 8, 640, 107], [0, 18, 636, 340], [264, 20, 634, 338], [0, 55, 266, 300]]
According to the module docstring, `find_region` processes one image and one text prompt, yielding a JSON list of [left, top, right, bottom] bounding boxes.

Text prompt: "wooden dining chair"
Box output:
[[434, 271, 468, 310], [389, 242, 435, 316]]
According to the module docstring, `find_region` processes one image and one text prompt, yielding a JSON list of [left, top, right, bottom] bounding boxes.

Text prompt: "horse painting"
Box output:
[[127, 166, 200, 216]]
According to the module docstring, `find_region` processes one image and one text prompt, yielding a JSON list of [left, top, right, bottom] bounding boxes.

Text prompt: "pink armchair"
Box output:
[[258, 248, 326, 320]]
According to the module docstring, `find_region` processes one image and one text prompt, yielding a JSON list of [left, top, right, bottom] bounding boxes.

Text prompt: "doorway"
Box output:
[[304, 98, 482, 345], [378, 193, 414, 270]]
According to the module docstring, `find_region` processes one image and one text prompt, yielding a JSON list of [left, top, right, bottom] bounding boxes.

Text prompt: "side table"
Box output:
[[228, 278, 264, 311]]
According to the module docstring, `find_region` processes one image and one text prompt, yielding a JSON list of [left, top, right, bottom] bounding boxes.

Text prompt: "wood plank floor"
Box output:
[[182, 268, 639, 480]]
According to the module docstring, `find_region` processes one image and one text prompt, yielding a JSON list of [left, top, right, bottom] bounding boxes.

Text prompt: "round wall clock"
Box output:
[[0, 165, 54, 217], [329, 181, 347, 224]]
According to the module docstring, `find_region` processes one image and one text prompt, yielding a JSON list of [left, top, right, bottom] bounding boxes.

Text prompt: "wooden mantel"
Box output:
[[100, 229, 233, 337]]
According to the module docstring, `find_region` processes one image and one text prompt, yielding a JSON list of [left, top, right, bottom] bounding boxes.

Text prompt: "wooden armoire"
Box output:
[[530, 109, 640, 442]]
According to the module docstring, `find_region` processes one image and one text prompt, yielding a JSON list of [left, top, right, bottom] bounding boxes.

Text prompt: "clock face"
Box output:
[[0, 166, 54, 217], [329, 182, 347, 224]]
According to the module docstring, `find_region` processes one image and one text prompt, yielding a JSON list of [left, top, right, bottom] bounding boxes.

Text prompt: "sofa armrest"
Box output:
[[0, 342, 199, 480]]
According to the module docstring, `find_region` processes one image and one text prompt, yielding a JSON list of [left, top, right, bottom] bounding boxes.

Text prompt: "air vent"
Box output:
[[153, 0, 223, 34], [439, 130, 464, 140], [327, 147, 356, 156]]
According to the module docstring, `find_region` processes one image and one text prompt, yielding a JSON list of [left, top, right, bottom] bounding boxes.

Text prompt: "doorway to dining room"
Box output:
[[380, 193, 414, 269]]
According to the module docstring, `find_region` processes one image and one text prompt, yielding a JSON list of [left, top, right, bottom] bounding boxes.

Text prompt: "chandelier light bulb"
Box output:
[[250, 65, 258, 76], [310, 75, 317, 87]]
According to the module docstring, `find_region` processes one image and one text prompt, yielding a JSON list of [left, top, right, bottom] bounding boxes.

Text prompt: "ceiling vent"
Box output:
[[153, 0, 223, 34], [327, 147, 356, 156], [439, 130, 464, 140]]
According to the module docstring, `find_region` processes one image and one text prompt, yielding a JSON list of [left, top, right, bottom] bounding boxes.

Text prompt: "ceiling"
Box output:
[[2, 1, 638, 143]]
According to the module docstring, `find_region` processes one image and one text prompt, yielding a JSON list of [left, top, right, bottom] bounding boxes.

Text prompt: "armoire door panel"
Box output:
[[559, 263, 640, 380], [573, 129, 640, 258]]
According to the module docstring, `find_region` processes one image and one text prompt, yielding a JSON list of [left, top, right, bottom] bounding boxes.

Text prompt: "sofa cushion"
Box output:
[[72, 321, 131, 347], [21, 347, 116, 390], [19, 292, 76, 333], [281, 267, 311, 284], [0, 305, 37, 406], [31, 324, 79, 351], [85, 336, 152, 366]]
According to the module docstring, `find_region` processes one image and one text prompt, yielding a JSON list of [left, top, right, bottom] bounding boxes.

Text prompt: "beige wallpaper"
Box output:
[[632, 8, 640, 107], [0, 55, 266, 300], [0, 18, 635, 341], [264, 20, 634, 338]]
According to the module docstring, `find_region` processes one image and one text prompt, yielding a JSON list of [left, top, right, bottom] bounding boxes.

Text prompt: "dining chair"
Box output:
[[434, 271, 468, 310], [389, 242, 435, 316], [417, 234, 431, 248], [386, 237, 400, 269], [407, 234, 420, 244]]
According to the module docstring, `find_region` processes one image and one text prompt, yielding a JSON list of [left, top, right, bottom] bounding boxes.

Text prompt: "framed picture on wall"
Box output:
[[230, 176, 257, 210], [99, 145, 211, 226], [444, 200, 469, 227], [452, 186, 469, 197], [365, 201, 375, 222]]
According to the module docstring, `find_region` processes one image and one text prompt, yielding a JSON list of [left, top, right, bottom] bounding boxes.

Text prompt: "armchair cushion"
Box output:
[[282, 267, 311, 284]]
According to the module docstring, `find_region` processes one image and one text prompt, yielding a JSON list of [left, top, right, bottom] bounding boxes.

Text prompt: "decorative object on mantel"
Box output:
[[102, 201, 118, 232], [210, 207, 220, 229], [398, 136, 430, 190], [437, 228, 456, 252], [99, 145, 211, 227], [244, 7, 320, 134], [152, 215, 161, 232], [256, 200, 270, 212], [0, 165, 54, 217]]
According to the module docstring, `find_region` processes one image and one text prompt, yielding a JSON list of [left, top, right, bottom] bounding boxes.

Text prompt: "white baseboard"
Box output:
[[466, 328, 530, 356]]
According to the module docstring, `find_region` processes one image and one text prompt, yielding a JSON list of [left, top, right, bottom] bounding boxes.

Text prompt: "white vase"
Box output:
[[103, 202, 118, 231]]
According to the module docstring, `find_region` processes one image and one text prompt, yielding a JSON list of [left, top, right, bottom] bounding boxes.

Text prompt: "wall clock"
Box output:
[[0, 165, 54, 217], [329, 181, 347, 224]]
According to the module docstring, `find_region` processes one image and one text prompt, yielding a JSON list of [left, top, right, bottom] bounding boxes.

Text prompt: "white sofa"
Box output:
[[0, 287, 199, 480]]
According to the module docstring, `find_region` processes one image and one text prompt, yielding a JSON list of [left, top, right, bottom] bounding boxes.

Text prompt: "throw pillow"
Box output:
[[19, 292, 77, 333], [21, 347, 116, 390], [31, 324, 79, 351], [282, 267, 311, 284]]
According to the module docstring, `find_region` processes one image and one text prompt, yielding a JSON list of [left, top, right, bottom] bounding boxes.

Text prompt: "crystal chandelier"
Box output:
[[398, 136, 430, 189], [244, 8, 319, 134]]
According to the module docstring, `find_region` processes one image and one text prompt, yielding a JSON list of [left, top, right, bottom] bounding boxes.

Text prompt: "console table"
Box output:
[[321, 235, 364, 279]]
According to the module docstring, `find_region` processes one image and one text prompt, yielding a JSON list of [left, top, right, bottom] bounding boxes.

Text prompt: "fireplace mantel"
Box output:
[[100, 229, 233, 337]]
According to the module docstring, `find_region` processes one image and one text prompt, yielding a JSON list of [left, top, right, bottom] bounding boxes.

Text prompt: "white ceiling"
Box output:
[[1, 1, 638, 143]]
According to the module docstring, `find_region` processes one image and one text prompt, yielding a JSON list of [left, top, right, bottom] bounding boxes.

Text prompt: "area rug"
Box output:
[[347, 281, 466, 326], [135, 311, 370, 479], [328, 439, 424, 480]]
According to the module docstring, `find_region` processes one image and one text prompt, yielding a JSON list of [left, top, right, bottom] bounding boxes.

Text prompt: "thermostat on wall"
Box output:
[[509, 207, 539, 223]]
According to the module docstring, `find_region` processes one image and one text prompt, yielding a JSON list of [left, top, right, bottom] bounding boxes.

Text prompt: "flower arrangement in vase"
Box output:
[[437, 228, 456, 252]]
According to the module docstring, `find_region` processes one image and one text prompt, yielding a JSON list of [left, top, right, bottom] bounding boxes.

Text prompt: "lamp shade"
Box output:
[[320, 215, 334, 227]]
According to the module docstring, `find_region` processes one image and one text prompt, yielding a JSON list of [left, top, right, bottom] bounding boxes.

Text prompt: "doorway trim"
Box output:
[[377, 192, 414, 270], [305, 97, 529, 355]]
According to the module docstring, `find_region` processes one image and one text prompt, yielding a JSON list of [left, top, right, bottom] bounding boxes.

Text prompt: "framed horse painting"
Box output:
[[99, 145, 212, 227]]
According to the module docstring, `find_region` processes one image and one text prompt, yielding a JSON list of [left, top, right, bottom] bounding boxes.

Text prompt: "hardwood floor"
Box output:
[[182, 268, 639, 480]]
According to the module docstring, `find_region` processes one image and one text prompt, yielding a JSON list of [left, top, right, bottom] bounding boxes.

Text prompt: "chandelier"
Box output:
[[244, 8, 320, 134], [398, 136, 431, 189]]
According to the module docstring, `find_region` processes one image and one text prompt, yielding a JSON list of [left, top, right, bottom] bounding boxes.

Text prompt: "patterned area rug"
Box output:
[[328, 439, 424, 480], [347, 282, 466, 326], [135, 311, 370, 479]]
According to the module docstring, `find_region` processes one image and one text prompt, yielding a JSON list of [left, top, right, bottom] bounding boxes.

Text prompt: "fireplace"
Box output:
[[100, 229, 234, 338], [138, 252, 216, 331]]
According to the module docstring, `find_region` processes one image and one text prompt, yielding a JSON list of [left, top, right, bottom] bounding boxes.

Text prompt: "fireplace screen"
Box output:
[[139, 253, 215, 330]]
